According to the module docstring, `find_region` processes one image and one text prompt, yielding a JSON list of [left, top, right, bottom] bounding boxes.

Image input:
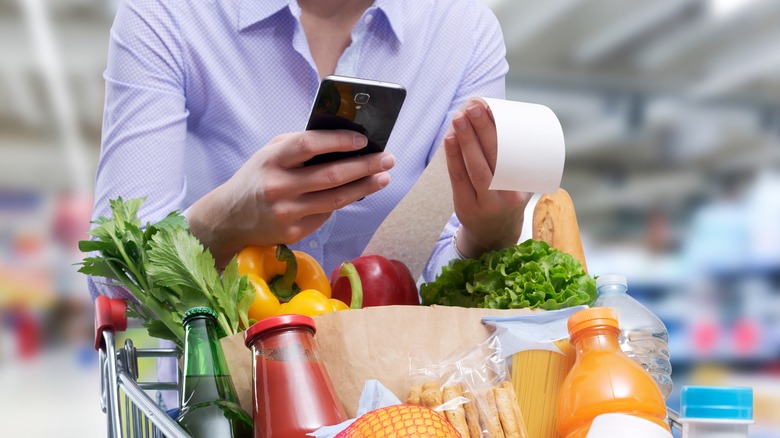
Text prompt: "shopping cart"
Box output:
[[94, 295, 684, 438], [94, 296, 190, 438]]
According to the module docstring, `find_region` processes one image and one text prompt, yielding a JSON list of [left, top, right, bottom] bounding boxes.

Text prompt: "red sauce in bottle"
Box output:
[[245, 315, 347, 438]]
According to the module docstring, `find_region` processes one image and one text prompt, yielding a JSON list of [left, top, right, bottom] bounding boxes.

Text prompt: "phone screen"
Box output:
[[303, 76, 406, 166]]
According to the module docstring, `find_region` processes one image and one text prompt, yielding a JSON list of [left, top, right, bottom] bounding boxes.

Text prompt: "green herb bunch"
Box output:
[[78, 197, 255, 349], [420, 239, 597, 310]]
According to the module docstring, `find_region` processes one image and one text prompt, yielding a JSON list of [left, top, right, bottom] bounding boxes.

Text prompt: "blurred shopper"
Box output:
[[90, 0, 532, 297]]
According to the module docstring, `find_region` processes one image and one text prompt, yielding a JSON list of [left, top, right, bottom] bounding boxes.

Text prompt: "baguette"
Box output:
[[532, 188, 588, 272]]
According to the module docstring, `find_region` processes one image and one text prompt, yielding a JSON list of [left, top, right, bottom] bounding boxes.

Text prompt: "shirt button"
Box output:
[[364, 14, 373, 24], [308, 241, 319, 249]]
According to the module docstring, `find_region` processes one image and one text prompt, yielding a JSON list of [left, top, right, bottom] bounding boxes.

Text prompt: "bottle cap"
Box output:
[[596, 274, 628, 292], [182, 306, 218, 323], [244, 314, 316, 348], [567, 307, 619, 336], [681, 386, 753, 420]]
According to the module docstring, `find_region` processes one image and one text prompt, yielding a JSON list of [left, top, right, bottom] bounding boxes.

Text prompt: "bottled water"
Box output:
[[593, 274, 673, 399]]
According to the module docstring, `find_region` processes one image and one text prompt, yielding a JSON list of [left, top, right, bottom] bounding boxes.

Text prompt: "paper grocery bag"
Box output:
[[221, 305, 537, 417]]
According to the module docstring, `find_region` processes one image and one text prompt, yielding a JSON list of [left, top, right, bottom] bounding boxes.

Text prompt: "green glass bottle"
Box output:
[[176, 307, 253, 438]]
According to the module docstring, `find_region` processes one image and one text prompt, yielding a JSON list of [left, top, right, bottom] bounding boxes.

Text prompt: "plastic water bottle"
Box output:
[[593, 274, 673, 399]]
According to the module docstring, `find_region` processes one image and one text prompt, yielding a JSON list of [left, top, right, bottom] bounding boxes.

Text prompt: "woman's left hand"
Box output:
[[444, 98, 533, 258]]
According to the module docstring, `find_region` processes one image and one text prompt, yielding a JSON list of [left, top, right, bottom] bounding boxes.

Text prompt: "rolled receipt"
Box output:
[[485, 98, 565, 194], [364, 98, 565, 278]]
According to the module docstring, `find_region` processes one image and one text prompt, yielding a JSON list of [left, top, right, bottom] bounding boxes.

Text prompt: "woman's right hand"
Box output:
[[188, 130, 395, 267]]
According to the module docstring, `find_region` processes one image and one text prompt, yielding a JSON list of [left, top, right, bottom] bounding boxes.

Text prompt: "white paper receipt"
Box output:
[[483, 97, 565, 194]]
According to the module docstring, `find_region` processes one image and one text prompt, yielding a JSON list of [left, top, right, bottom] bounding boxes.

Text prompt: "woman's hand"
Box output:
[[188, 129, 395, 267], [444, 98, 532, 258]]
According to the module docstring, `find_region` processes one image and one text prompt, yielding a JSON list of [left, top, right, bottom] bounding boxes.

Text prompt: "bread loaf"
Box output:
[[532, 188, 588, 272]]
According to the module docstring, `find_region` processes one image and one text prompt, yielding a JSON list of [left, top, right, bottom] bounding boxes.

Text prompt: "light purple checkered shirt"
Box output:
[[90, 0, 508, 302]]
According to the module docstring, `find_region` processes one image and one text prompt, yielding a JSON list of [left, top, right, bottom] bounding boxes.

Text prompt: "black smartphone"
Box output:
[[303, 75, 406, 166]]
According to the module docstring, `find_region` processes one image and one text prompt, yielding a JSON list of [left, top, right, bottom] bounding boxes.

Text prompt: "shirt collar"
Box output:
[[238, 0, 290, 31], [237, 0, 404, 43]]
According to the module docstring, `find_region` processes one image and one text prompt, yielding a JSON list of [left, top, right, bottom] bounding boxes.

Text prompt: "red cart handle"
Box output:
[[94, 296, 128, 350]]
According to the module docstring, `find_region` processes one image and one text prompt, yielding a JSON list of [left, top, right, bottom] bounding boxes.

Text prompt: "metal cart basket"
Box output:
[[94, 296, 190, 438], [94, 296, 684, 438]]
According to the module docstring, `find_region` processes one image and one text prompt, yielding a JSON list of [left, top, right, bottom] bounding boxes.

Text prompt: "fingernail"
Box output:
[[377, 173, 390, 187], [354, 135, 367, 148], [454, 114, 468, 131], [467, 104, 482, 118], [380, 154, 395, 170]]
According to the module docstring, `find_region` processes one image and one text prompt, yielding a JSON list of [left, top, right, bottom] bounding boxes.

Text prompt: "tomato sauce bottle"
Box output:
[[556, 307, 671, 438], [244, 314, 347, 438]]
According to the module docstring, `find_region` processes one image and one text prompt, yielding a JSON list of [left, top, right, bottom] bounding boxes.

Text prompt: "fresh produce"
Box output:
[[420, 239, 596, 310], [330, 255, 419, 307], [78, 197, 255, 349], [238, 245, 361, 318], [335, 404, 461, 438]]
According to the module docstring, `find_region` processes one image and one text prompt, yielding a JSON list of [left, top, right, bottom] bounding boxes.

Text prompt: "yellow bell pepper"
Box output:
[[237, 245, 361, 320], [237, 245, 331, 300]]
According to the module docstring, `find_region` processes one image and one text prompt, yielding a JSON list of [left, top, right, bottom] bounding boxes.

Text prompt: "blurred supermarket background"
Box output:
[[1, 0, 779, 436]]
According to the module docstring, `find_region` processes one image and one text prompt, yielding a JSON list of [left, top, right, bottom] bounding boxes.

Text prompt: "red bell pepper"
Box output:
[[330, 255, 420, 307]]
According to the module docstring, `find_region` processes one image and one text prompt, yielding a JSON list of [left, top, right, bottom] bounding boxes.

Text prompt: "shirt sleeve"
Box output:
[[89, 0, 189, 298], [422, 1, 509, 283], [94, 0, 189, 224]]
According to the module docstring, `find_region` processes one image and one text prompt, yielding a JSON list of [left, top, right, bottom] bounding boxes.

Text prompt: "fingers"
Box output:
[[275, 130, 368, 168], [299, 152, 395, 193], [464, 100, 498, 174], [451, 101, 496, 192], [296, 172, 392, 215], [443, 134, 477, 207]]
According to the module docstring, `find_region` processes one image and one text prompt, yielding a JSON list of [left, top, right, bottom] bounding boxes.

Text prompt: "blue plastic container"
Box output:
[[679, 386, 753, 438]]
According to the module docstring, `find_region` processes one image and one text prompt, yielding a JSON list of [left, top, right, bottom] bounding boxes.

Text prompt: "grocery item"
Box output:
[[510, 339, 575, 438], [406, 381, 528, 438], [330, 255, 419, 307], [420, 239, 596, 310], [593, 273, 673, 399], [586, 413, 672, 438], [335, 405, 460, 438], [79, 197, 256, 348], [556, 307, 670, 438], [176, 307, 252, 438], [679, 386, 754, 438], [532, 188, 588, 272], [244, 314, 347, 437], [238, 244, 356, 318]]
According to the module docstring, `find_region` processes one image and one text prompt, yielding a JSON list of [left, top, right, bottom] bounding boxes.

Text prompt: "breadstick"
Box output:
[[420, 382, 443, 409], [532, 188, 588, 272], [442, 385, 470, 438], [497, 382, 529, 438], [480, 388, 506, 438], [406, 385, 422, 405], [462, 389, 483, 438]]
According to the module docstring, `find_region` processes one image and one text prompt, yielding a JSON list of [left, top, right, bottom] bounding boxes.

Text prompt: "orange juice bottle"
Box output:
[[556, 307, 671, 438]]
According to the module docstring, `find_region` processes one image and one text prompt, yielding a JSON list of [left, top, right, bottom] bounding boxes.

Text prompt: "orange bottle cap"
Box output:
[[568, 307, 619, 336]]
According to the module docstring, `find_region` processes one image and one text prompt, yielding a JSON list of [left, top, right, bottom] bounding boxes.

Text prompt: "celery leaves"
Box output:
[[79, 197, 254, 349]]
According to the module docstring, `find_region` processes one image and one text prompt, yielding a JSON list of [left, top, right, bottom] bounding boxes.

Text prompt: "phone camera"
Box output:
[[354, 93, 370, 105]]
